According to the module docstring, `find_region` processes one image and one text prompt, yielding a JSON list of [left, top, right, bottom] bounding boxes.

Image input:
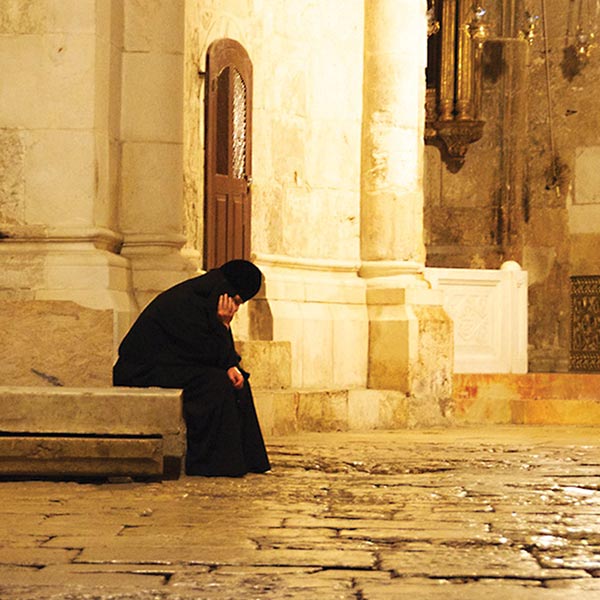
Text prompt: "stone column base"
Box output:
[[246, 255, 369, 390], [366, 282, 454, 426], [0, 231, 137, 384]]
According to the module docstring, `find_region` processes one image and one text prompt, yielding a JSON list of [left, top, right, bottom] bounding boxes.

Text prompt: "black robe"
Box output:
[[113, 269, 270, 477]]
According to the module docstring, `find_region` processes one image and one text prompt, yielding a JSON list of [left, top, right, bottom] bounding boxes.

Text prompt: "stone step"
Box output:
[[254, 388, 447, 438], [236, 340, 292, 389], [452, 373, 600, 425], [0, 436, 163, 478], [0, 386, 184, 479]]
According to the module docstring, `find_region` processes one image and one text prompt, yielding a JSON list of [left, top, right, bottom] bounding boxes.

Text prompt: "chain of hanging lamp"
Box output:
[[540, 0, 560, 193]]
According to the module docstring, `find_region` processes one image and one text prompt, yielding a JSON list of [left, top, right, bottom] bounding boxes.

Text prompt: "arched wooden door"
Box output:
[[204, 39, 253, 270]]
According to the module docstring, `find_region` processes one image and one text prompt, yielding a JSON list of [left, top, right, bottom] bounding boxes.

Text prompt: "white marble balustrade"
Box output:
[[425, 262, 528, 373]]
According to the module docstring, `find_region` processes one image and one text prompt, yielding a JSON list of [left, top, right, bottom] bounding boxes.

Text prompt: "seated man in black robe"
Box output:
[[113, 260, 271, 477]]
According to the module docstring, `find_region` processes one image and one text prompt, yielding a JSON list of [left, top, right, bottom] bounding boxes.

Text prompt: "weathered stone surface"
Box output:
[[77, 546, 375, 569], [0, 129, 25, 225], [235, 340, 292, 389], [364, 285, 452, 425], [379, 544, 588, 579], [0, 427, 598, 598], [261, 372, 600, 433], [0, 387, 183, 436], [0, 386, 185, 478], [452, 373, 600, 425], [0, 436, 163, 477], [0, 565, 167, 588], [0, 1, 95, 35], [0, 301, 114, 387], [255, 388, 411, 436], [513, 398, 600, 425], [360, 578, 595, 600], [0, 548, 79, 566], [347, 389, 408, 430], [253, 390, 298, 437], [296, 390, 349, 432]]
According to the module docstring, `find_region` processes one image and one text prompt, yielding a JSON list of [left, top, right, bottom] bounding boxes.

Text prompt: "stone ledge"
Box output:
[[0, 436, 163, 478], [452, 373, 600, 425], [0, 386, 184, 479], [511, 398, 600, 425], [254, 388, 447, 438]]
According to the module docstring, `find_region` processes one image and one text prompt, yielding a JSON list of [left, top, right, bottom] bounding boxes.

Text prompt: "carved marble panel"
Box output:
[[426, 263, 528, 373]]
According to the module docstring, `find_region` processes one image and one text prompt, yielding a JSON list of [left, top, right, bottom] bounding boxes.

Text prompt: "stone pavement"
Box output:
[[1, 426, 599, 599]]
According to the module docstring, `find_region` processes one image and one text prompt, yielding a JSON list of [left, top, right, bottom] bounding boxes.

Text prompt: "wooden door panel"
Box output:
[[215, 194, 228, 265], [205, 39, 253, 270], [232, 193, 244, 258]]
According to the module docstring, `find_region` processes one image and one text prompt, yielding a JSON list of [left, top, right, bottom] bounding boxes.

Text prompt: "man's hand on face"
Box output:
[[227, 366, 244, 389], [217, 293, 243, 328]]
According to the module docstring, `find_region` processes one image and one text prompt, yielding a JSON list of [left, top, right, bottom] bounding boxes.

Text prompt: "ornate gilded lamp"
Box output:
[[426, 1, 491, 170]]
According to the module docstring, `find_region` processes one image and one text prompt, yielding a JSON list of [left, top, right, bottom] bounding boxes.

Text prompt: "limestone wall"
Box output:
[[0, 1, 196, 387], [184, 0, 364, 264], [424, 0, 600, 372], [0, 0, 121, 234], [184, 1, 368, 388], [0, 1, 444, 398], [120, 0, 195, 308], [0, 1, 133, 385]]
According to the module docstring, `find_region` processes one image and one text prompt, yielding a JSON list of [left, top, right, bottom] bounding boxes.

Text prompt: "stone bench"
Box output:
[[0, 386, 184, 480]]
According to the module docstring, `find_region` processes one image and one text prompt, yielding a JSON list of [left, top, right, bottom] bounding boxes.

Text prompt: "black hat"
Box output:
[[219, 260, 263, 301]]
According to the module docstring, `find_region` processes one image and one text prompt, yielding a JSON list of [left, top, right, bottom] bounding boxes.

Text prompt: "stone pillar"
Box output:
[[0, 0, 134, 386], [119, 0, 195, 310], [360, 0, 453, 422]]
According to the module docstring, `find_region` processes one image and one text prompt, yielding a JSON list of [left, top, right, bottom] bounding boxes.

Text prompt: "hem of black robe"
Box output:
[[113, 360, 271, 478], [185, 466, 271, 478]]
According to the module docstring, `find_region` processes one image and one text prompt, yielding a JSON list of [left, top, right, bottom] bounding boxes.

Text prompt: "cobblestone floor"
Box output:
[[1, 426, 600, 599]]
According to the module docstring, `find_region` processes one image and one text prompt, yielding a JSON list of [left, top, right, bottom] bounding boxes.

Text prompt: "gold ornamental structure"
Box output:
[[426, 1, 491, 168]]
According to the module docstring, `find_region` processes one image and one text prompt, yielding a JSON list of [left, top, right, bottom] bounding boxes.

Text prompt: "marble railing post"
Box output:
[[360, 0, 453, 422]]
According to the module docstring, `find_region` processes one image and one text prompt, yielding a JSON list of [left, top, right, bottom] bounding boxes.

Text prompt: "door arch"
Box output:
[[204, 38, 253, 270]]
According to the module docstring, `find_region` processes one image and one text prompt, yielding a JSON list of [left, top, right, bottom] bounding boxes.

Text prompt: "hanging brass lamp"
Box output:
[[426, 1, 491, 169]]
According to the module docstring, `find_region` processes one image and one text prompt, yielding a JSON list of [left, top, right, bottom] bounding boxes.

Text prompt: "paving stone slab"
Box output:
[[170, 568, 357, 595], [0, 427, 598, 598], [0, 548, 80, 566], [0, 570, 167, 587], [36, 521, 125, 537], [168, 566, 392, 599], [44, 534, 257, 551], [379, 544, 592, 579], [76, 546, 377, 569], [359, 578, 598, 600], [40, 563, 209, 576]]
